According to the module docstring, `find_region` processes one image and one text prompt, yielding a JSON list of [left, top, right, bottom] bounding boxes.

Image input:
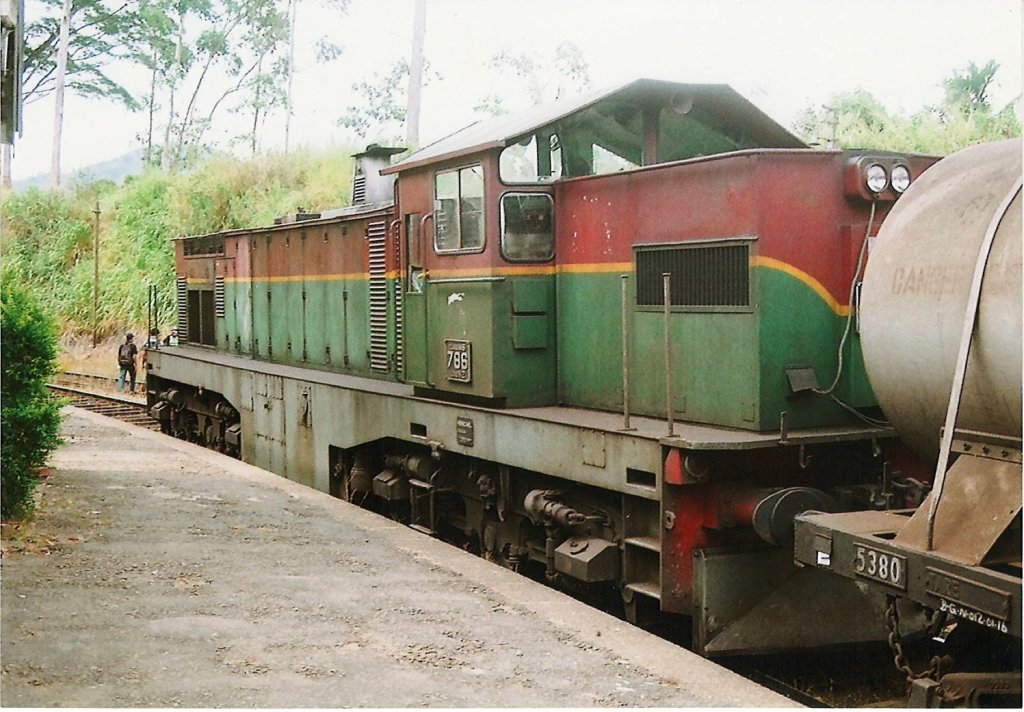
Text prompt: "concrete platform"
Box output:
[[1, 408, 796, 708]]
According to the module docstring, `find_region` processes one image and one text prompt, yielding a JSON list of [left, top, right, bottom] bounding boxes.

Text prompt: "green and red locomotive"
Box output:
[[147, 78, 1003, 659]]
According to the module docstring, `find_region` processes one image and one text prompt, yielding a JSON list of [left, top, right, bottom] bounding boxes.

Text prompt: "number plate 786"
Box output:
[[444, 340, 472, 383]]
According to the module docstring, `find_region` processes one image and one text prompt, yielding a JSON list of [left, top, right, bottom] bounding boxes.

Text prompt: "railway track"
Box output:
[[48, 372, 158, 430]]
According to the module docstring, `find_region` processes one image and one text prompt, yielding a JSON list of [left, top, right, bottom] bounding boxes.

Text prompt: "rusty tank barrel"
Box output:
[[860, 138, 1022, 459]]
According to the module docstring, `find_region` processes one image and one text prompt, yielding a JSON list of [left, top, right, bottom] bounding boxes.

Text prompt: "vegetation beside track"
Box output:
[[1, 149, 357, 339], [1, 281, 63, 519]]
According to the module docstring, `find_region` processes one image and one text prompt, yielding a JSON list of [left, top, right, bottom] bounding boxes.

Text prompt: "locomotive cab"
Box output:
[[390, 150, 558, 406], [386, 79, 812, 409], [387, 79, 936, 429]]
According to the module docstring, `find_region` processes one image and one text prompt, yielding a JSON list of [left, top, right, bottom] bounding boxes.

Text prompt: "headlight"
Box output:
[[865, 164, 888, 194], [891, 164, 911, 193]]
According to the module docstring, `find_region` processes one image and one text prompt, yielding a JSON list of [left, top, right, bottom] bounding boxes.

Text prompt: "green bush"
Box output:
[[1, 279, 63, 519]]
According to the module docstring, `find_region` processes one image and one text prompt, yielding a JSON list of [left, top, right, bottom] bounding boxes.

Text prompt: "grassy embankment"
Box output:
[[2, 149, 358, 376]]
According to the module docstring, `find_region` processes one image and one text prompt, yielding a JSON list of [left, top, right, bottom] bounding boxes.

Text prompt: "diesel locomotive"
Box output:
[[144, 79, 1019, 677]]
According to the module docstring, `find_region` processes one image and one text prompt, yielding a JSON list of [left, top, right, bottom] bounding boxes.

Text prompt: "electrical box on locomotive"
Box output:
[[147, 79, 1003, 668]]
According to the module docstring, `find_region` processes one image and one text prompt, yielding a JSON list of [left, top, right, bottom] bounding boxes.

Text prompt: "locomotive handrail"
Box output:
[[927, 177, 1023, 550], [620, 274, 635, 432], [663, 273, 674, 437], [427, 276, 507, 284]]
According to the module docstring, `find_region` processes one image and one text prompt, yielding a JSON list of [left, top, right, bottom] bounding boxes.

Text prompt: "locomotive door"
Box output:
[[252, 234, 271, 359], [253, 373, 286, 477], [402, 212, 429, 385], [285, 230, 306, 363]]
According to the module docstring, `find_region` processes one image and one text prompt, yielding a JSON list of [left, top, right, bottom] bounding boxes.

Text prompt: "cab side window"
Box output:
[[434, 165, 485, 253], [501, 193, 554, 262]]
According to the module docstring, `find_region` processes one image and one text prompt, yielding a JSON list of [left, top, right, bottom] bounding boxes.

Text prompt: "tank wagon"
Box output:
[[147, 79, 942, 656], [794, 138, 1022, 706]]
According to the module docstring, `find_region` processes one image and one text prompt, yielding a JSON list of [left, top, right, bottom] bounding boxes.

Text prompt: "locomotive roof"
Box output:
[[382, 78, 807, 175]]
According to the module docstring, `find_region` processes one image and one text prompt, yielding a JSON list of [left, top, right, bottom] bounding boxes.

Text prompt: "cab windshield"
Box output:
[[499, 95, 764, 184]]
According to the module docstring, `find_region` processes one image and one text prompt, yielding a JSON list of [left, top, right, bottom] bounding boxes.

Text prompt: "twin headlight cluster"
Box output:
[[864, 162, 911, 194], [845, 155, 913, 201]]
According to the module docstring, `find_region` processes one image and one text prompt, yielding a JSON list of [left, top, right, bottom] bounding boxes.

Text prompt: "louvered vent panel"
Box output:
[[176, 275, 188, 340], [394, 278, 403, 372], [393, 224, 403, 372], [367, 220, 389, 372], [183, 236, 225, 256], [635, 243, 751, 307], [214, 275, 226, 317], [352, 172, 367, 205]]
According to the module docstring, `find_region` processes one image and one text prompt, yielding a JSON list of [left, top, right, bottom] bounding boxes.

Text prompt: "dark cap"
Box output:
[[127, 333, 134, 339]]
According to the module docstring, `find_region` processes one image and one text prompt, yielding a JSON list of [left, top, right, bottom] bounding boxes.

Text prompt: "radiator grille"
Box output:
[[176, 275, 188, 339], [214, 275, 226, 317], [635, 242, 751, 307], [368, 220, 389, 372], [352, 172, 367, 205]]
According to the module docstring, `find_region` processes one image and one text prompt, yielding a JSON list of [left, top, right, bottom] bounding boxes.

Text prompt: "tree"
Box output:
[[942, 60, 1000, 115], [21, 0, 141, 106], [232, 55, 289, 155], [289, 0, 350, 152], [792, 90, 898, 149], [283, 0, 298, 153], [19, 0, 142, 184], [793, 61, 1020, 154], [136, 0, 290, 171], [337, 60, 408, 142], [338, 58, 438, 144], [475, 41, 591, 117], [130, 0, 177, 165]]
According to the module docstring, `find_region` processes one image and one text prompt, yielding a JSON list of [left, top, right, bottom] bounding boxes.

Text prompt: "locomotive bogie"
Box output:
[[147, 379, 241, 457]]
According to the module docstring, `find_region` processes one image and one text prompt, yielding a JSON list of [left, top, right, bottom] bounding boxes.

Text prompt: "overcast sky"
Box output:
[[9, 0, 1023, 181]]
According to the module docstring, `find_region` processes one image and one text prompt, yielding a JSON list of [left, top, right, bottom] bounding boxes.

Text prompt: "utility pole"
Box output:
[[92, 199, 100, 346], [823, 103, 840, 149]]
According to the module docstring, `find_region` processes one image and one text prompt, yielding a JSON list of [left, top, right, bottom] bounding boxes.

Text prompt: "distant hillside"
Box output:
[[13, 149, 146, 191]]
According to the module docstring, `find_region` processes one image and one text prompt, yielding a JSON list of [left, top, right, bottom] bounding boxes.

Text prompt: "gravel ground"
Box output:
[[1, 408, 795, 708]]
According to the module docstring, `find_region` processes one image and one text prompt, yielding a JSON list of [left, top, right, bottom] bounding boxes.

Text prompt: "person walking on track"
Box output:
[[117, 332, 139, 393]]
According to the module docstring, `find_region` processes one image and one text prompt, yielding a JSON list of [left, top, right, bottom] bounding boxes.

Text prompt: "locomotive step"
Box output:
[[624, 581, 662, 600], [624, 536, 661, 553]]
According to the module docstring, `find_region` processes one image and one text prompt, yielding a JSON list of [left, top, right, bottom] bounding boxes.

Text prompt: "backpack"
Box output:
[[118, 343, 134, 368]]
